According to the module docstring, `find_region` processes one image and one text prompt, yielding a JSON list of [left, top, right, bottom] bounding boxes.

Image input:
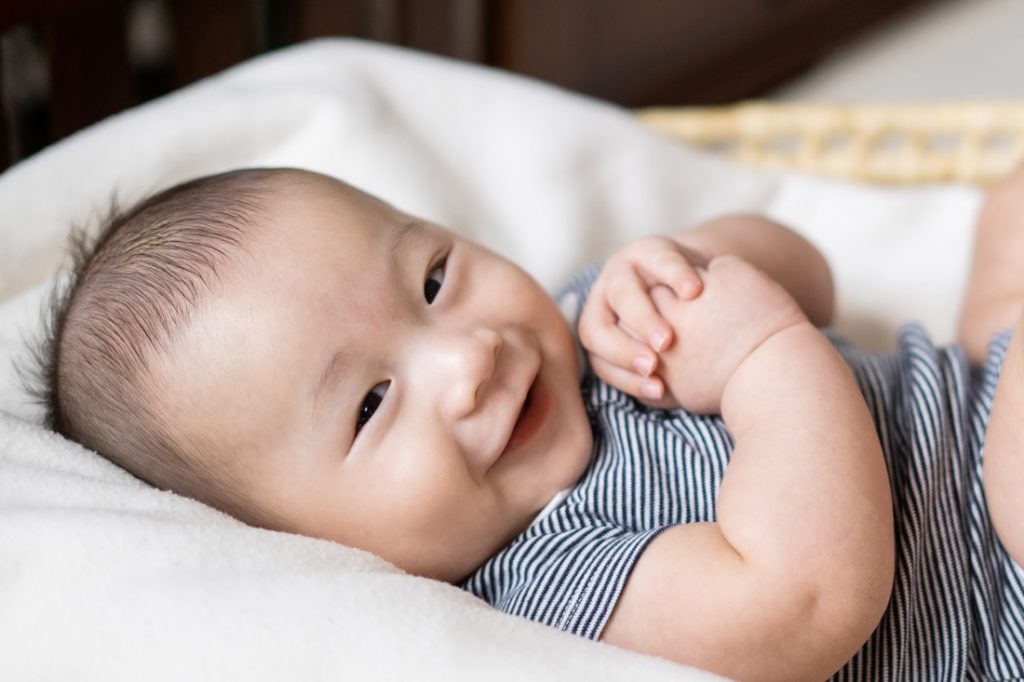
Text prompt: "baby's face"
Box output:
[[157, 173, 592, 581]]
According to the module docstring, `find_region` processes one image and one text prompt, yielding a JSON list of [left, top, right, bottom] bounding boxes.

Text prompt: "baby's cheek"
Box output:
[[381, 453, 468, 523], [381, 464, 497, 572]]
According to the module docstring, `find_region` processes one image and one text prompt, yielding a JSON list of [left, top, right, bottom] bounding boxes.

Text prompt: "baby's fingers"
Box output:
[[638, 246, 705, 301], [591, 355, 665, 402], [606, 269, 673, 351], [579, 303, 661, 377]]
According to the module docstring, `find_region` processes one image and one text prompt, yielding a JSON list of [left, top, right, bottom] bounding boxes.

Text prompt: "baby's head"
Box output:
[[37, 168, 592, 580]]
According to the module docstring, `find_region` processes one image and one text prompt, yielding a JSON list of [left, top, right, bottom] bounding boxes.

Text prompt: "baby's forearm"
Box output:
[[718, 322, 894, 638], [675, 215, 834, 327]]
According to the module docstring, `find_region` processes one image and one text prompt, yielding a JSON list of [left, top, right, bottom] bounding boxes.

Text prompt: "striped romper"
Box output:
[[461, 267, 1024, 681]]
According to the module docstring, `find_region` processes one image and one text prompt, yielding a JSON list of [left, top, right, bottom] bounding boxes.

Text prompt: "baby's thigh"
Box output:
[[983, 311, 1024, 568]]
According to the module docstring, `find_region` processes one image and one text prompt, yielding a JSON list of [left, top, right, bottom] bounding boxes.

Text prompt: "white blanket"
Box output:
[[0, 39, 984, 680]]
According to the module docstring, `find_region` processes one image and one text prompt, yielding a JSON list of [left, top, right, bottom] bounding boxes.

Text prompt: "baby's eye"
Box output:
[[424, 257, 447, 304], [356, 381, 389, 435]]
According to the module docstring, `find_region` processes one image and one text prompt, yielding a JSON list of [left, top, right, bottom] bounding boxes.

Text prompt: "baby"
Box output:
[[33, 166, 1024, 681]]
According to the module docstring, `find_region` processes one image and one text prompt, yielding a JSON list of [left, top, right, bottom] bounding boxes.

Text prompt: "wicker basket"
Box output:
[[637, 102, 1024, 186]]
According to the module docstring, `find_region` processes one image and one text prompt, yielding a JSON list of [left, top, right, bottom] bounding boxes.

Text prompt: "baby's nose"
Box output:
[[430, 328, 502, 419]]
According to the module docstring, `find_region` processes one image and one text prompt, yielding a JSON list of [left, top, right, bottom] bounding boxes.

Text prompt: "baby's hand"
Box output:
[[578, 236, 707, 406], [648, 255, 809, 414]]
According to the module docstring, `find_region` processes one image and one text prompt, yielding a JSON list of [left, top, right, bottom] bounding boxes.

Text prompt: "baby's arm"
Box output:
[[964, 162, 1024, 569], [600, 258, 894, 682]]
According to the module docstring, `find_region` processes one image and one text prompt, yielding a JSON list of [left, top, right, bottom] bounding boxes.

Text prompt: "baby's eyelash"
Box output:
[[424, 256, 447, 304], [355, 381, 389, 435]]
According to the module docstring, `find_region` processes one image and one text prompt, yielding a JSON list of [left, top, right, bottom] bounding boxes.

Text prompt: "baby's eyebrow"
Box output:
[[390, 218, 427, 257], [391, 218, 415, 249]]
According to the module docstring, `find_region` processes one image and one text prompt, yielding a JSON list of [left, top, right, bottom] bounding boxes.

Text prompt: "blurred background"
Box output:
[[2, 0, 1022, 171]]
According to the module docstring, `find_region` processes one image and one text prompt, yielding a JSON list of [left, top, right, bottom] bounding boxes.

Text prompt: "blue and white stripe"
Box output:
[[461, 270, 1024, 680]]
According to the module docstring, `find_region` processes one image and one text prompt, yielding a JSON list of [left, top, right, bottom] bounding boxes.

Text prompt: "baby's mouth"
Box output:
[[505, 373, 549, 454], [515, 388, 533, 426]]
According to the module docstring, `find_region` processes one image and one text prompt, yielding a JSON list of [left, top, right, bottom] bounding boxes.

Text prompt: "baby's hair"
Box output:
[[23, 167, 295, 529]]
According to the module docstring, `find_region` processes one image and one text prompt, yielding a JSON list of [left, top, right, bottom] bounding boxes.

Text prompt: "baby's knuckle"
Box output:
[[605, 286, 626, 311], [636, 235, 671, 256], [652, 249, 679, 271], [608, 267, 636, 292], [578, 320, 598, 348]]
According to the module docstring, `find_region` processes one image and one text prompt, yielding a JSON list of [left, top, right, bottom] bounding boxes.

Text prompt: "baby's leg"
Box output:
[[958, 161, 1024, 364], [963, 162, 1024, 565], [983, 310, 1024, 568]]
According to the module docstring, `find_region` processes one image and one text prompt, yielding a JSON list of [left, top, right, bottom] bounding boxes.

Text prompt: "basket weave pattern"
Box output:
[[638, 102, 1024, 186]]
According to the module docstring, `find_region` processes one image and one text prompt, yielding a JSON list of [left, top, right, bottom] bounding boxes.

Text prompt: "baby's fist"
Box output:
[[649, 255, 808, 415]]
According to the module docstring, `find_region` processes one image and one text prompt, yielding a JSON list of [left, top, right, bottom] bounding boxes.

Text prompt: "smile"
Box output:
[[505, 374, 551, 453]]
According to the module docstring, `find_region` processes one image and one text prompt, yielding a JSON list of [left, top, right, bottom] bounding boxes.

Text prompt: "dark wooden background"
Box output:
[[0, 0, 933, 171]]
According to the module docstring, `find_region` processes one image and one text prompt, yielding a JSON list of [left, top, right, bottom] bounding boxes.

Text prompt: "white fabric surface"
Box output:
[[0, 38, 986, 680]]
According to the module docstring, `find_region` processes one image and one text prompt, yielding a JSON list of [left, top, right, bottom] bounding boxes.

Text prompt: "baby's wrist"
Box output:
[[720, 319, 818, 419]]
